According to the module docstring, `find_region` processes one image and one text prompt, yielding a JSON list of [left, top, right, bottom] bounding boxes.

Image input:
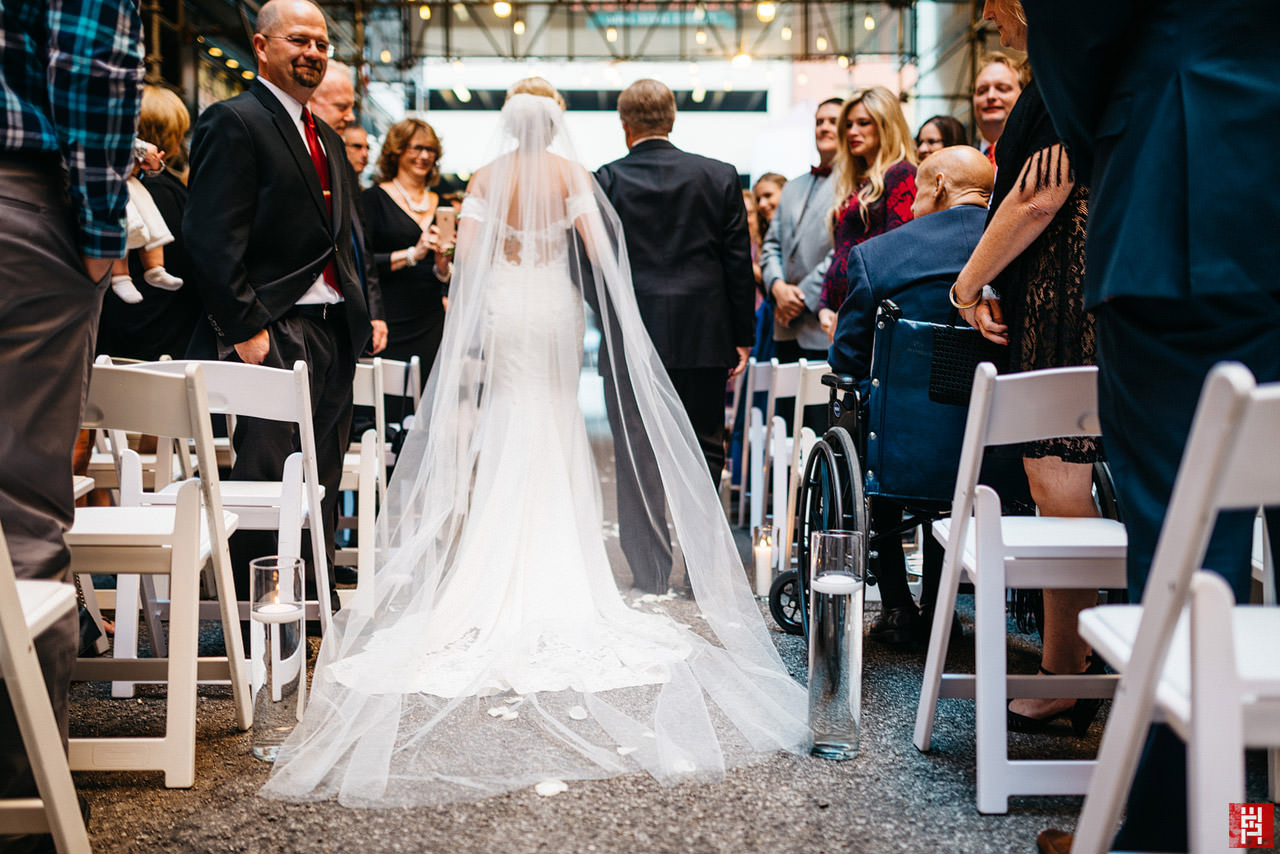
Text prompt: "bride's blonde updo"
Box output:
[[505, 76, 566, 110]]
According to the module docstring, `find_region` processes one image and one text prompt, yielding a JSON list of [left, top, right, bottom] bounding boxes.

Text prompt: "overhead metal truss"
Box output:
[[320, 1, 922, 67]]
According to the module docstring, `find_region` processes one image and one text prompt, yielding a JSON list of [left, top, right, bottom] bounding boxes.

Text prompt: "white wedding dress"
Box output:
[[261, 94, 808, 807]]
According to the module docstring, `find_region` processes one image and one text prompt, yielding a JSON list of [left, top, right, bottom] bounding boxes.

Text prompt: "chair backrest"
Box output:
[[789, 360, 831, 472], [378, 355, 422, 412], [139, 359, 312, 425], [947, 364, 1100, 534], [747, 357, 774, 396], [352, 358, 385, 409], [81, 361, 231, 543]]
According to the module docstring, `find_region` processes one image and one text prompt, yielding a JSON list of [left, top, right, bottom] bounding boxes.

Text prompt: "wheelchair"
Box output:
[[767, 301, 1121, 639]]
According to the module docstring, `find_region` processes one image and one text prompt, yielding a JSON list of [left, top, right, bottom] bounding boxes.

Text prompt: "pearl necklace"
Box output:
[[392, 177, 432, 214]]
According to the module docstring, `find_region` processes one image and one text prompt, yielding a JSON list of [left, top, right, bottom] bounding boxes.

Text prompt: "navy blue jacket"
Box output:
[[828, 204, 987, 385], [1024, 0, 1280, 307]]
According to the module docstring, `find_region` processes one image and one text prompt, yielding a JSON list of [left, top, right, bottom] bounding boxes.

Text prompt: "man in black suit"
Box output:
[[183, 0, 371, 606], [829, 145, 993, 645], [1022, 2, 1280, 852], [596, 78, 754, 592]]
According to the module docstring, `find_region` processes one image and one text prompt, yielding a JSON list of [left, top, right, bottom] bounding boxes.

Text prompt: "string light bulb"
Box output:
[[492, 1, 512, 18], [780, 25, 792, 41], [732, 50, 752, 68], [379, 49, 391, 63], [606, 26, 618, 42], [816, 35, 828, 51], [419, 4, 431, 20], [755, 2, 776, 23], [695, 28, 707, 45], [513, 18, 525, 34], [864, 13, 876, 31], [691, 87, 707, 103]]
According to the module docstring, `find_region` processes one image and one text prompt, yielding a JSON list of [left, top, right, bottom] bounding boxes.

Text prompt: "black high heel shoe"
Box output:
[[1006, 657, 1106, 737]]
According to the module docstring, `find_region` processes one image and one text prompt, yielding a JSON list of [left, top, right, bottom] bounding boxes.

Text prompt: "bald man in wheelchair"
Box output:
[[828, 145, 994, 645]]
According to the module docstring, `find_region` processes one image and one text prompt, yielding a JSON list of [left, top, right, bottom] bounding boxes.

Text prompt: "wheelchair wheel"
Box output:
[[768, 570, 804, 636], [770, 426, 867, 637]]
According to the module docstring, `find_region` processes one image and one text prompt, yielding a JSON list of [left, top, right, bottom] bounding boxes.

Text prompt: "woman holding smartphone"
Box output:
[[363, 118, 456, 385]]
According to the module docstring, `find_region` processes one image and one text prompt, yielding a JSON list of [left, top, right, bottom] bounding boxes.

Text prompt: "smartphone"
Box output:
[[434, 207, 457, 247]]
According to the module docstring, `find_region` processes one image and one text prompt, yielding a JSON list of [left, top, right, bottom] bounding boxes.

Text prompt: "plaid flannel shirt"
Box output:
[[0, 0, 143, 258]]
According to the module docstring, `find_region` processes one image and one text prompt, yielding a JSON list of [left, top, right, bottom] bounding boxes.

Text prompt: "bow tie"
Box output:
[[810, 165, 832, 178]]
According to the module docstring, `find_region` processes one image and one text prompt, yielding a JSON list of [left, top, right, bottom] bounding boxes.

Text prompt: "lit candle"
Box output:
[[754, 539, 772, 597], [252, 601, 303, 623]]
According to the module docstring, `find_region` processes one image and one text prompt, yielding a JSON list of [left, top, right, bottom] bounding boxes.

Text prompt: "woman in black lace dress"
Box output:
[[949, 0, 1100, 733], [362, 119, 455, 386]]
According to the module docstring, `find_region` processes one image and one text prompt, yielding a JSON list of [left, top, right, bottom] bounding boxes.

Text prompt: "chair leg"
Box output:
[[163, 557, 200, 788], [140, 574, 168, 658], [76, 573, 109, 655], [1, 624, 92, 853], [914, 526, 963, 752], [973, 491, 1011, 814], [111, 573, 141, 698], [1189, 572, 1245, 854]]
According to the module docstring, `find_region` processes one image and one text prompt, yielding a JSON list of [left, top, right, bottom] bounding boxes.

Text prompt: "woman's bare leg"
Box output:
[[1008, 454, 1099, 719]]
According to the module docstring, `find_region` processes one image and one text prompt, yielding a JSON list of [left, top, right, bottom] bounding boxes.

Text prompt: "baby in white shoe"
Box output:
[[110, 139, 183, 304]]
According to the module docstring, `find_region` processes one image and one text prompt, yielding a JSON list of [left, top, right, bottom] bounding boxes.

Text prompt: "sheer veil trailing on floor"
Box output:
[[261, 90, 808, 807]]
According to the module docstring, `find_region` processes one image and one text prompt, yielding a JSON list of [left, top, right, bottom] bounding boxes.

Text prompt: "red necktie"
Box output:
[[985, 141, 997, 166], [302, 108, 339, 293]]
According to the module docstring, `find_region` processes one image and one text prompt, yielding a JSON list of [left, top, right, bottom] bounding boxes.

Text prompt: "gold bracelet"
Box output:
[[949, 283, 981, 310]]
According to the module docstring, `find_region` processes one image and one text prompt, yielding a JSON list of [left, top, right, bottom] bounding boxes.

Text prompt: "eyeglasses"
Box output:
[[264, 34, 334, 57], [407, 144, 439, 156]]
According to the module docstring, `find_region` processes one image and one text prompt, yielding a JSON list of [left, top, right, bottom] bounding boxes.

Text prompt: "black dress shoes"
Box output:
[[868, 606, 920, 646]]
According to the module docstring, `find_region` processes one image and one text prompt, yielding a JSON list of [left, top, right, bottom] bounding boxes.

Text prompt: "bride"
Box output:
[[262, 77, 808, 807]]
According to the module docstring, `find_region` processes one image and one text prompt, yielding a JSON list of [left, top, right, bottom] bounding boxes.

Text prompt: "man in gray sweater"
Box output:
[[760, 97, 843, 363]]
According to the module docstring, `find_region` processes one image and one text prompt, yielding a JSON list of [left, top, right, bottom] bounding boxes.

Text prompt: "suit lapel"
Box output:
[[250, 82, 330, 224]]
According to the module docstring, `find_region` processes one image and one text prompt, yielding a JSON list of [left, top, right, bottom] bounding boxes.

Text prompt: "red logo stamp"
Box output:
[[1230, 803, 1275, 848]]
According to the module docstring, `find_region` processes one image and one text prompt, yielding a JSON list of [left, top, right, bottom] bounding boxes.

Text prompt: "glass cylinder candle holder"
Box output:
[[752, 520, 776, 597], [249, 555, 306, 761], [807, 530, 865, 761]]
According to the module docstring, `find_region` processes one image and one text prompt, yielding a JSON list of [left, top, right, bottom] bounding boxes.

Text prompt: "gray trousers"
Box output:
[[0, 154, 107, 807]]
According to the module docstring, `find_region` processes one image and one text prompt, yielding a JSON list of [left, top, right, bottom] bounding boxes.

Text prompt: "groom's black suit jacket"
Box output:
[[183, 79, 370, 356], [595, 139, 754, 370]]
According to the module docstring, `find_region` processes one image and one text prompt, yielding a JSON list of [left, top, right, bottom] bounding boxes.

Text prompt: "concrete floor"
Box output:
[[68, 568, 1136, 854]]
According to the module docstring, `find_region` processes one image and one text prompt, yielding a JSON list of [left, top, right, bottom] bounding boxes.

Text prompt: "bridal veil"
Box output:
[[262, 88, 808, 806]]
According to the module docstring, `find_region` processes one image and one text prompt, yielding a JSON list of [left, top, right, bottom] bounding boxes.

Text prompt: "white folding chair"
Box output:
[[719, 367, 746, 518], [912, 364, 1127, 813], [779, 360, 831, 575], [69, 362, 250, 788], [1072, 363, 1280, 854], [0, 521, 90, 853], [737, 357, 775, 530], [131, 360, 334, 634], [336, 361, 388, 584], [377, 355, 422, 471], [86, 354, 193, 494], [763, 360, 801, 542]]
